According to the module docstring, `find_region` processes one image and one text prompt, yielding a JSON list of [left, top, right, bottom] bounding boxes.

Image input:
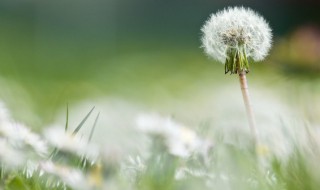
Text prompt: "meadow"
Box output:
[[1, 2, 320, 190]]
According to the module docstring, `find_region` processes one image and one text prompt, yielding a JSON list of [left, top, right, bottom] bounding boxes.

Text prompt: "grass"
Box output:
[[1, 104, 320, 190]]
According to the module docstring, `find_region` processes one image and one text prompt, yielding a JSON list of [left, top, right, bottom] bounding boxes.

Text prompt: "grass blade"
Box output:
[[65, 103, 69, 132], [72, 106, 95, 135], [88, 112, 100, 143]]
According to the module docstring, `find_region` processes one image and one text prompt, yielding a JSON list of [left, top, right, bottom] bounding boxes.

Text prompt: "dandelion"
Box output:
[[201, 7, 272, 144], [201, 7, 272, 73]]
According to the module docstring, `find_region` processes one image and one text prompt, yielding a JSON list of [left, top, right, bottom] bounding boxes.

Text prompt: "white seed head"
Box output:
[[201, 7, 272, 63]]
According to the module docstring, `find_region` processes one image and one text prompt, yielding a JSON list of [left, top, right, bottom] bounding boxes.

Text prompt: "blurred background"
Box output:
[[0, 0, 320, 130]]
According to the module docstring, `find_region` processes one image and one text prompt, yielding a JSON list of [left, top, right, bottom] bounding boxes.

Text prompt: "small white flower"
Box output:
[[0, 102, 48, 157], [136, 113, 202, 158], [201, 7, 272, 73], [40, 161, 89, 190], [44, 127, 99, 161], [0, 138, 25, 167], [0, 122, 48, 157]]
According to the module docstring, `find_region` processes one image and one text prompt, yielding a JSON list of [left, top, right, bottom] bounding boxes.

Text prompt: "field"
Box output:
[[1, 1, 320, 190]]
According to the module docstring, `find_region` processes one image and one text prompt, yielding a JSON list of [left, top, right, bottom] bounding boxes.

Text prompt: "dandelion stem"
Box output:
[[238, 71, 259, 145]]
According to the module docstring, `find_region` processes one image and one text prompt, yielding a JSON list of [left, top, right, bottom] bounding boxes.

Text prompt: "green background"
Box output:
[[0, 0, 319, 128]]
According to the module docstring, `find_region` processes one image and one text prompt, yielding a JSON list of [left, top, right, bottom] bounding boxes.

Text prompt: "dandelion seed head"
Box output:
[[201, 6, 272, 63]]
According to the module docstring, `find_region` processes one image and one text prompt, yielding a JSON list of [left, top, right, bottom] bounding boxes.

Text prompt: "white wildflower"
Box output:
[[0, 138, 25, 168], [201, 6, 272, 74], [0, 102, 48, 157], [40, 161, 89, 190], [44, 127, 99, 161], [136, 113, 202, 158], [0, 122, 48, 157]]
